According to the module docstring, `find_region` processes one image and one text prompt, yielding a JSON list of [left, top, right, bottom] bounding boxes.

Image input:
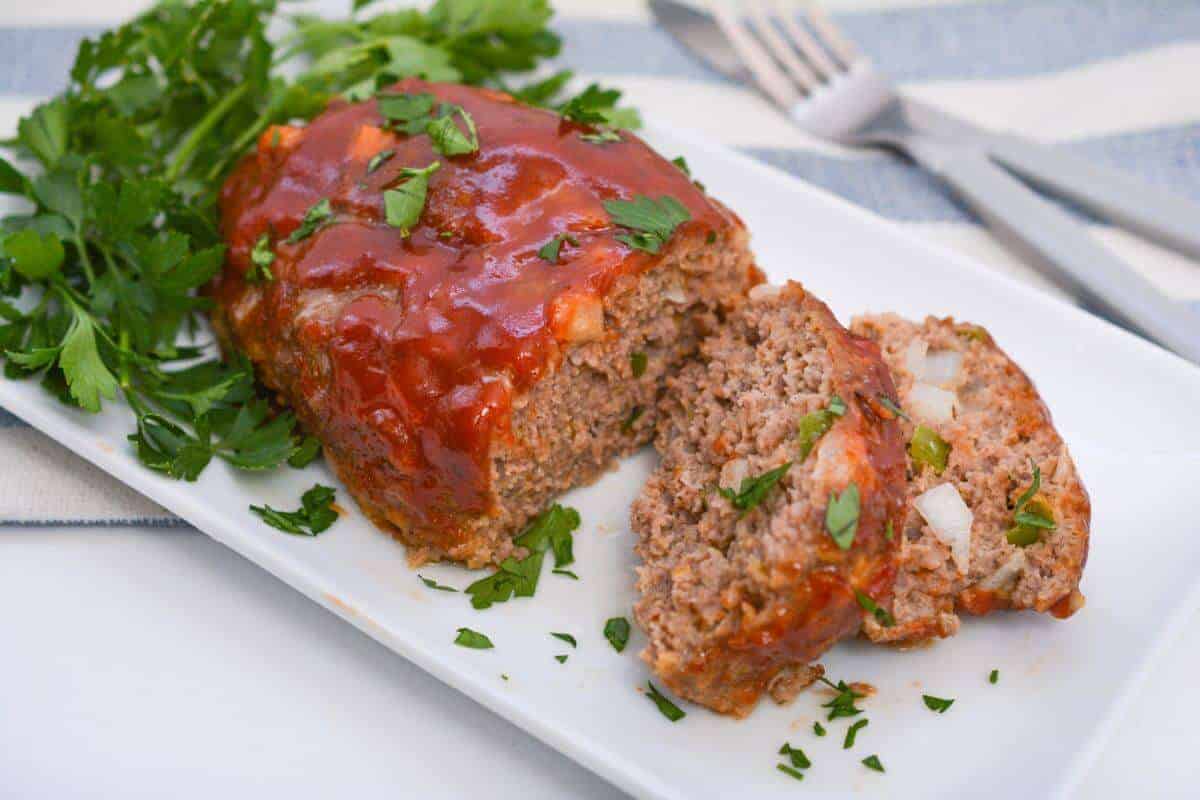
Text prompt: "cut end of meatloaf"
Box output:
[[632, 282, 907, 717], [849, 314, 1090, 644], [210, 79, 757, 567]]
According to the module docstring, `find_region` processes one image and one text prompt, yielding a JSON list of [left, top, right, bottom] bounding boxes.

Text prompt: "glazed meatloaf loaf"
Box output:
[[631, 282, 907, 717], [849, 314, 1089, 644], [211, 79, 756, 567]]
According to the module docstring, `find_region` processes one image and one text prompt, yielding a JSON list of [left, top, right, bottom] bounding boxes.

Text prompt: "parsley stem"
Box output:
[[73, 232, 96, 287], [165, 82, 252, 183]]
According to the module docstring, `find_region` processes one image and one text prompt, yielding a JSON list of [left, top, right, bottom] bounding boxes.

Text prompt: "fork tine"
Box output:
[[801, 2, 861, 67], [745, 1, 819, 94], [771, 0, 840, 79], [709, 2, 801, 108]]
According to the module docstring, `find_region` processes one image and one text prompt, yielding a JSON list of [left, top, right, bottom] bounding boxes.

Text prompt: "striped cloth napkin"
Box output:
[[1, 0, 1197, 526]]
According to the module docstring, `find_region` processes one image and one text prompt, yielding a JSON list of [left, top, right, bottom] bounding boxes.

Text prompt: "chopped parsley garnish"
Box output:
[[819, 676, 865, 721], [797, 396, 845, 461], [454, 627, 493, 649], [419, 575, 458, 592], [465, 504, 580, 609], [778, 743, 811, 770], [718, 462, 792, 513], [923, 694, 955, 714], [552, 568, 579, 580], [844, 718, 869, 749], [286, 198, 333, 244], [580, 130, 621, 144], [884, 519, 895, 541], [989, 669, 999, 684], [287, 436, 322, 469], [877, 394, 909, 420], [555, 654, 568, 664], [855, 590, 895, 627], [630, 351, 648, 378], [825, 483, 861, 550], [862, 755, 885, 773], [551, 632, 577, 648], [776, 764, 805, 781], [604, 617, 630, 653], [426, 104, 479, 156], [559, 83, 641, 130], [645, 682, 686, 722], [250, 484, 339, 536], [1006, 462, 1055, 546], [603, 195, 691, 254], [909, 424, 950, 474], [378, 92, 436, 134], [365, 148, 394, 175], [537, 233, 578, 263], [621, 406, 645, 434], [383, 162, 441, 236], [671, 156, 692, 177], [813, 721, 826, 737], [248, 233, 276, 283]]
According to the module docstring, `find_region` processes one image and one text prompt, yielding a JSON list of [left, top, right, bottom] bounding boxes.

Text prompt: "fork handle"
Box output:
[[909, 145, 1200, 364], [986, 135, 1200, 262]]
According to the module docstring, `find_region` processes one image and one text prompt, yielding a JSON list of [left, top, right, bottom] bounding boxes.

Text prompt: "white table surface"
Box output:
[[3, 0, 1200, 797]]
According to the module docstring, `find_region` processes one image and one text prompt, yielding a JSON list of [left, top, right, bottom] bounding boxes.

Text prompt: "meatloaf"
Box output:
[[211, 79, 757, 567], [632, 282, 907, 717], [849, 314, 1090, 644]]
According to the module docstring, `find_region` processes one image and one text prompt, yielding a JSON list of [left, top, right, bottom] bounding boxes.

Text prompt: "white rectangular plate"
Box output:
[[3, 120, 1200, 799]]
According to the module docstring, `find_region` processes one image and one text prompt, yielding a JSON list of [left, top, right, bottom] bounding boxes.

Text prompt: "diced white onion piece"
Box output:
[[903, 338, 928, 377], [907, 382, 957, 424], [748, 283, 781, 303], [720, 458, 749, 491], [980, 550, 1026, 591], [913, 483, 973, 572], [662, 284, 689, 304], [921, 349, 964, 386]]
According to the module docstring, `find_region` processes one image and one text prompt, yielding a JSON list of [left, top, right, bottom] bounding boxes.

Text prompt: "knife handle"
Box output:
[[987, 135, 1200, 263], [911, 146, 1200, 364]]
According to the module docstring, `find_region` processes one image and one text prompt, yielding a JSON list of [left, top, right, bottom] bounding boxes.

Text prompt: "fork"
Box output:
[[664, 0, 1200, 364]]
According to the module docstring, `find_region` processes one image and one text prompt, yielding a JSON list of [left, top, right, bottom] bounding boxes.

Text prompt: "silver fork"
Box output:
[[652, 0, 1200, 364]]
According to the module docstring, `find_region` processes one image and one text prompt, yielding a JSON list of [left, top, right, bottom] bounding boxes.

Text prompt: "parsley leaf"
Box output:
[[717, 462, 792, 513], [250, 484, 339, 536], [671, 156, 691, 177], [426, 104, 479, 156], [248, 233, 276, 283], [813, 721, 826, 737], [537, 233, 578, 263], [3, 229, 65, 280], [923, 694, 955, 714], [1007, 462, 1055, 546], [825, 483, 861, 550], [776, 764, 804, 782], [555, 654, 568, 664], [366, 149, 394, 175], [559, 83, 641, 130], [797, 397, 845, 461], [286, 199, 333, 244], [630, 351, 647, 378], [604, 195, 691, 254], [287, 435, 322, 468], [819, 676, 865, 721], [645, 682, 686, 722], [621, 406, 644, 434], [862, 755, 885, 773], [604, 617, 630, 653], [778, 743, 811, 770], [552, 568, 578, 579], [989, 669, 999, 684], [465, 504, 580, 609], [454, 627, 493, 649], [377, 92, 436, 134], [877, 394, 909, 421], [384, 162, 440, 236], [420, 575, 458, 592], [551, 632, 577, 648], [844, 719, 869, 749], [855, 590, 895, 627]]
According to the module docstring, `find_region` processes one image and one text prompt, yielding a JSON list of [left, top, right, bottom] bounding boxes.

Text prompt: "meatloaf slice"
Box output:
[[849, 314, 1090, 644], [211, 79, 756, 567], [632, 282, 907, 717]]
